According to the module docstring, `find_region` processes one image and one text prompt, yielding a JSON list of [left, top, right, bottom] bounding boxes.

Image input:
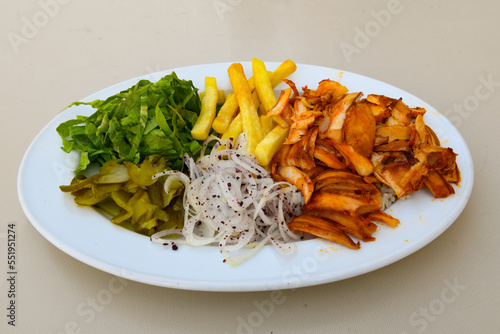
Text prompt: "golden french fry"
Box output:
[[212, 93, 239, 134], [249, 72, 272, 112], [191, 77, 218, 140], [269, 59, 297, 88], [260, 114, 274, 138], [217, 90, 226, 104], [252, 89, 261, 110], [253, 58, 277, 113], [254, 125, 289, 166], [228, 63, 262, 154], [253, 58, 291, 128], [247, 76, 256, 92], [221, 113, 242, 140], [251, 60, 296, 118], [200, 90, 225, 104], [247, 71, 271, 92]]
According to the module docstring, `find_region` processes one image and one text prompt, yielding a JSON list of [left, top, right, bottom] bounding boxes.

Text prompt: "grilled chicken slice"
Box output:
[[415, 144, 457, 173], [313, 169, 366, 182], [319, 92, 362, 143], [376, 125, 416, 143], [374, 125, 417, 151], [374, 140, 413, 152], [375, 161, 416, 198], [425, 171, 455, 198], [343, 101, 376, 157], [386, 98, 412, 126], [272, 165, 314, 204], [313, 147, 346, 169], [266, 88, 292, 118], [409, 106, 426, 118], [363, 210, 400, 228], [442, 162, 461, 184], [284, 109, 322, 145], [283, 128, 318, 170], [304, 188, 382, 216], [313, 169, 380, 197], [364, 100, 392, 123], [333, 143, 375, 176], [288, 215, 361, 249], [301, 207, 377, 241], [366, 94, 396, 108], [314, 79, 349, 102]]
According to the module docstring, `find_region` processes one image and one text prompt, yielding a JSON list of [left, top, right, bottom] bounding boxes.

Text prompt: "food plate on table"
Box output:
[[17, 62, 474, 291]]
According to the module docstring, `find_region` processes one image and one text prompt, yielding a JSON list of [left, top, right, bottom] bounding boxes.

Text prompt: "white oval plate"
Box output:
[[18, 62, 474, 291]]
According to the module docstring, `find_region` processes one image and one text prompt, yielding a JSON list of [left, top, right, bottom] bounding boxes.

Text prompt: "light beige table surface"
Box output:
[[2, 0, 499, 333]]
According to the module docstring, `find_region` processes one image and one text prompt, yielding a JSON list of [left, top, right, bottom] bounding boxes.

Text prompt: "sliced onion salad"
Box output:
[[150, 133, 304, 265]]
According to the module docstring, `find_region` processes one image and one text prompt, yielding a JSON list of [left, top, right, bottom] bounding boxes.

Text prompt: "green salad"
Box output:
[[57, 72, 203, 175]]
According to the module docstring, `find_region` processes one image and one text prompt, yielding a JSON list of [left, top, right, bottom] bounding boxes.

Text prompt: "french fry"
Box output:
[[253, 58, 277, 113], [253, 58, 291, 127], [221, 113, 242, 140], [191, 77, 219, 140], [212, 93, 238, 134], [260, 114, 274, 138], [217, 90, 225, 104], [269, 59, 297, 88], [247, 71, 272, 92], [254, 125, 289, 166], [200, 89, 225, 104], [252, 60, 296, 117], [247, 76, 256, 92], [228, 63, 262, 154], [252, 89, 261, 110], [249, 72, 272, 112]]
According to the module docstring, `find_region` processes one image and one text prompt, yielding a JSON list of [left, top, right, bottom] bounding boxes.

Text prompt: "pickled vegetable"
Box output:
[[60, 156, 184, 236]]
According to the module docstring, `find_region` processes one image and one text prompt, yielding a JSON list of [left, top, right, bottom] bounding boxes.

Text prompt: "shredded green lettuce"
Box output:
[[57, 72, 203, 174]]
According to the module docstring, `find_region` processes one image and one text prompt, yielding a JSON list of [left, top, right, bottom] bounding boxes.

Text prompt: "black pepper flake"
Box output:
[[172, 244, 178, 251]]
